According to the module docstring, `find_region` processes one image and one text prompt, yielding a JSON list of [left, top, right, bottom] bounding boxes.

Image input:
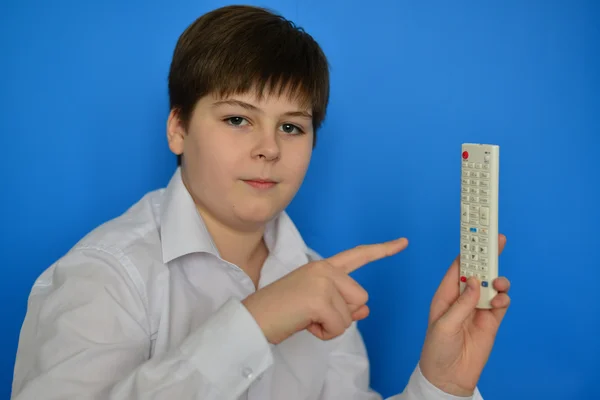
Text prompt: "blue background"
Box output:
[[2, 0, 599, 399]]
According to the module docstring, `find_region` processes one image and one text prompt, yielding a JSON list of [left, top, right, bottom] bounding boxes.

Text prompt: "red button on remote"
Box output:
[[460, 276, 467, 282], [462, 151, 469, 159]]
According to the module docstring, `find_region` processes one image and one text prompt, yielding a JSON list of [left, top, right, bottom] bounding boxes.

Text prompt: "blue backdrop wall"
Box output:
[[1, 1, 599, 399]]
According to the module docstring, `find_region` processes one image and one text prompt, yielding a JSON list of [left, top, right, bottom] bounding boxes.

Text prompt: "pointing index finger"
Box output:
[[327, 238, 408, 274]]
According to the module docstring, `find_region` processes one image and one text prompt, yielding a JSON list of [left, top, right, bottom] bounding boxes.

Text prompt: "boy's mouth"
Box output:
[[242, 178, 278, 189]]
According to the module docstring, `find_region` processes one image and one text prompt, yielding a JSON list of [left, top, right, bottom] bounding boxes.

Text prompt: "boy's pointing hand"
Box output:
[[242, 238, 408, 344]]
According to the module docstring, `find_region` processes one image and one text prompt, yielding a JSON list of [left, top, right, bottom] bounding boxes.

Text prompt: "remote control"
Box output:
[[460, 143, 499, 309]]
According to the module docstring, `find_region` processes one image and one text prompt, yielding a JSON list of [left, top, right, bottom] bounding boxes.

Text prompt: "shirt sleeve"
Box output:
[[318, 322, 484, 400], [11, 247, 273, 400]]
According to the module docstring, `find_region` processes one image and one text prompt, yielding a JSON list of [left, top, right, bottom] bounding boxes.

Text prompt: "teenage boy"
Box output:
[[11, 5, 511, 400]]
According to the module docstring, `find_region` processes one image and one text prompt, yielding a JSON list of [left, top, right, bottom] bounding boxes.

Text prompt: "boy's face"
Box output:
[[167, 89, 314, 231]]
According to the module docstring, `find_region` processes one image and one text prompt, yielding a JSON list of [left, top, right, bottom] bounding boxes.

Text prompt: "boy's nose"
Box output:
[[251, 131, 281, 161]]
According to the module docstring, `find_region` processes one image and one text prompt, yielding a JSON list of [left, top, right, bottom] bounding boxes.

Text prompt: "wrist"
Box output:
[[430, 382, 473, 397], [418, 362, 475, 397], [241, 296, 270, 341]]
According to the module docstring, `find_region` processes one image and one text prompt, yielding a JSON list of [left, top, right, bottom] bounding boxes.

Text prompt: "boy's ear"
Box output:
[[166, 109, 186, 157]]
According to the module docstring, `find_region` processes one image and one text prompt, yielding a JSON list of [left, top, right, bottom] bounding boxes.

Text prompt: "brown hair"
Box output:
[[168, 5, 330, 165]]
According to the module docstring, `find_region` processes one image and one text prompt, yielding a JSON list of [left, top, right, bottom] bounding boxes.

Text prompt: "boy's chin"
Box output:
[[234, 203, 283, 227]]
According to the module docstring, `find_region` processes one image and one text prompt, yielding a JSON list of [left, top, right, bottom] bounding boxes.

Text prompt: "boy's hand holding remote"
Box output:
[[242, 237, 409, 344], [419, 233, 511, 396]]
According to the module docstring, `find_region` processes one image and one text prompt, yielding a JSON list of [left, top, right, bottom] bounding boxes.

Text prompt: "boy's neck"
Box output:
[[196, 206, 268, 288]]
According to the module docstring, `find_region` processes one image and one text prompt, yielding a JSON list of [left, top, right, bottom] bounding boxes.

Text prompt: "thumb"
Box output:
[[440, 277, 480, 327]]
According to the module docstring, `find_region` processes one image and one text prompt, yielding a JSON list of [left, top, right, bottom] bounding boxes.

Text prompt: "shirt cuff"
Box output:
[[179, 297, 273, 398], [405, 363, 479, 400]]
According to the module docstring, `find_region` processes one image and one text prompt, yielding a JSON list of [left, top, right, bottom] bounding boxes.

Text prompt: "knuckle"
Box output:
[[313, 260, 333, 274], [359, 288, 369, 304], [330, 324, 345, 339], [310, 280, 329, 302]]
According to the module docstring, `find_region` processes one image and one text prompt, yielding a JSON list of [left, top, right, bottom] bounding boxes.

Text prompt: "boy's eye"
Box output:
[[280, 123, 303, 135], [224, 117, 303, 135], [225, 116, 249, 126]]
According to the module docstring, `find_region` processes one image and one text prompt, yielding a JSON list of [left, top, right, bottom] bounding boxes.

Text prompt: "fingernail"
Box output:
[[394, 238, 408, 246], [465, 278, 477, 292]]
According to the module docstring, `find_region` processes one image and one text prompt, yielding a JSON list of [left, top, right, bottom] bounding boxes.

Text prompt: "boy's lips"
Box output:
[[242, 178, 278, 189]]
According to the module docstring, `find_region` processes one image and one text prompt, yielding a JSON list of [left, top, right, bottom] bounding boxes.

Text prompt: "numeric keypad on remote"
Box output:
[[460, 161, 492, 288]]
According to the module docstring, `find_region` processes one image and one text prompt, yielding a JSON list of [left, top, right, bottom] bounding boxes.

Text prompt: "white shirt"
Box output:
[[12, 168, 484, 400]]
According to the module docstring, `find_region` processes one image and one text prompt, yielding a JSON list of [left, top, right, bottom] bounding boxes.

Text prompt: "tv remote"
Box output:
[[460, 143, 499, 309]]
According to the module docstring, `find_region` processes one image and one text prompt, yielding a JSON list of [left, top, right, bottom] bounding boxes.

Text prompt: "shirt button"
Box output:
[[242, 367, 253, 379]]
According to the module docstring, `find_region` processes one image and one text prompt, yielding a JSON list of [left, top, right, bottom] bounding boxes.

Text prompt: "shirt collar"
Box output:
[[160, 168, 219, 263], [160, 167, 310, 268]]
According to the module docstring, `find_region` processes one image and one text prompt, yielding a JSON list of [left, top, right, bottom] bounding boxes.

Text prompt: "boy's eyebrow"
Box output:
[[284, 110, 313, 119], [211, 99, 312, 119]]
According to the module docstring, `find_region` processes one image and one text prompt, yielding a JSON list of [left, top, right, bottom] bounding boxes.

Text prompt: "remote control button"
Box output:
[[462, 243, 469, 251], [460, 276, 467, 282], [480, 207, 489, 225], [469, 227, 477, 233], [484, 155, 490, 161], [462, 151, 469, 159], [481, 281, 488, 287], [468, 162, 474, 168], [461, 204, 469, 222], [483, 164, 490, 170], [462, 178, 470, 185], [470, 236, 479, 243], [478, 246, 488, 254]]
